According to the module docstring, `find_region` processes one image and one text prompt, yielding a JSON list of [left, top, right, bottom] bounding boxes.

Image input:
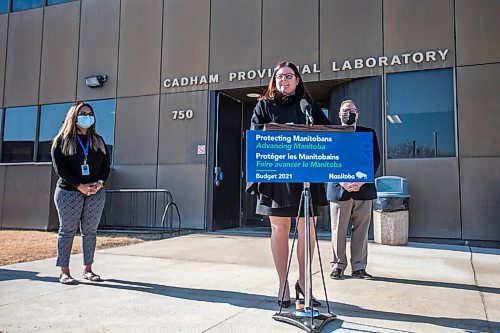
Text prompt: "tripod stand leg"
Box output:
[[273, 183, 337, 332], [277, 216, 299, 314], [310, 194, 333, 315]]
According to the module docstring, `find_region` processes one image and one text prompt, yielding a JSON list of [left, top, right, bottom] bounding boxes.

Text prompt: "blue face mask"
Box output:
[[77, 115, 95, 129]]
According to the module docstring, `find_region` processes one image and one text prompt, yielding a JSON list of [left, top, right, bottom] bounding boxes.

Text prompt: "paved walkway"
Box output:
[[1, 233, 499, 332]]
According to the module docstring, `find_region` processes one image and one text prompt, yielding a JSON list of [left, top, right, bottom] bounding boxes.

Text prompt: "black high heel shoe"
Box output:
[[278, 299, 291, 308], [278, 282, 291, 308], [295, 281, 321, 306]]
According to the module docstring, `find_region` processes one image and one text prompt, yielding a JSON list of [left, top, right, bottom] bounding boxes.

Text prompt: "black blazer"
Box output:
[[326, 125, 380, 201], [246, 95, 331, 208]]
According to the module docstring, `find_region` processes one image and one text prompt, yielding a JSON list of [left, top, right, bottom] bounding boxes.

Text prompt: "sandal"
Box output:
[[83, 271, 101, 282], [59, 273, 77, 285]]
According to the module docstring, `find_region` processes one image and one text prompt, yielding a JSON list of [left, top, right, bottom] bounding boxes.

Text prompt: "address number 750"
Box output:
[[172, 110, 194, 120]]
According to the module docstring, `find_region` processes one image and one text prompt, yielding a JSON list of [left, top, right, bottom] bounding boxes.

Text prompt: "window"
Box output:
[[0, 100, 115, 164], [11, 0, 44, 12], [47, 0, 76, 5], [0, 0, 8, 14], [88, 99, 116, 161], [2, 106, 37, 163], [37, 102, 72, 162], [386, 68, 455, 159], [3, 0, 77, 12], [321, 108, 329, 118]]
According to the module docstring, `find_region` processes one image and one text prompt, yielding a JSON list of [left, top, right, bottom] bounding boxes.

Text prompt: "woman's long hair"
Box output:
[[51, 102, 106, 156], [261, 61, 313, 103]]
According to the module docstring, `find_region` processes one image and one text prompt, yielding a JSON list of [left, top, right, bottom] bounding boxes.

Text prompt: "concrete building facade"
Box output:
[[0, 0, 499, 245]]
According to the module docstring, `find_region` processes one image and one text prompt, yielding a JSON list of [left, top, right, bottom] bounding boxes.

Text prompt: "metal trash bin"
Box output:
[[373, 176, 410, 245]]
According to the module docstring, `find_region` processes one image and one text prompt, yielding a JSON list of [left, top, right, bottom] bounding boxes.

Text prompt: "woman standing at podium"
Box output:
[[247, 61, 330, 307]]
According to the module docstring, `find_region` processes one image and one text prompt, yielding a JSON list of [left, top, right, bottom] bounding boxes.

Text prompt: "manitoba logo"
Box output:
[[355, 171, 368, 179]]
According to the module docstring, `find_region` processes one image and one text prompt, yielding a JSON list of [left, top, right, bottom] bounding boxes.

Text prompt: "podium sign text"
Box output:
[[246, 130, 374, 183]]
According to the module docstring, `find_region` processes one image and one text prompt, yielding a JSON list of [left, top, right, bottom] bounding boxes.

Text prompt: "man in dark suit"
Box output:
[[327, 99, 380, 279]]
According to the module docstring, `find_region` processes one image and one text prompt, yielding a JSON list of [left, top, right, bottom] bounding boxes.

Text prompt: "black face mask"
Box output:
[[341, 111, 356, 125]]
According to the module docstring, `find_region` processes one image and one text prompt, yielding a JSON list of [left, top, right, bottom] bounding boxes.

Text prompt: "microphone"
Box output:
[[300, 99, 314, 126]]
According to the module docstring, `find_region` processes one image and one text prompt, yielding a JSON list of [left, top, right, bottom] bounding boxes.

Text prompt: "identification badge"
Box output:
[[81, 164, 90, 176]]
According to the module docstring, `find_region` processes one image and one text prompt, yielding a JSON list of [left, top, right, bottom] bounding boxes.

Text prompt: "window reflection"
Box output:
[[12, 0, 44, 12], [2, 106, 37, 163], [37, 103, 72, 162], [0, 0, 8, 14], [88, 99, 116, 161], [47, 0, 76, 5], [321, 108, 329, 118], [0, 100, 115, 164], [386, 69, 455, 159]]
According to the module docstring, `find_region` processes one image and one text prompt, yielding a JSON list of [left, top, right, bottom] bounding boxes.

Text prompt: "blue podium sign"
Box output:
[[246, 130, 374, 183]]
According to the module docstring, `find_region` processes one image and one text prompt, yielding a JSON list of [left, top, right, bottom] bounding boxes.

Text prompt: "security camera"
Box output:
[[85, 75, 108, 88]]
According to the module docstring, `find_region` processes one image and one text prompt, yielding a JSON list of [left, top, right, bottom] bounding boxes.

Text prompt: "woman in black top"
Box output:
[[51, 102, 110, 284], [248, 61, 330, 307]]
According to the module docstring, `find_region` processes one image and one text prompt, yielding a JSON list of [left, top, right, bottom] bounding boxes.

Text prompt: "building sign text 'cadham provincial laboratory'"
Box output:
[[163, 49, 450, 88]]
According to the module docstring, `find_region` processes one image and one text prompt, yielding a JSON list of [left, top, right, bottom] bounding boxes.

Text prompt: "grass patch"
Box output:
[[0, 230, 158, 266]]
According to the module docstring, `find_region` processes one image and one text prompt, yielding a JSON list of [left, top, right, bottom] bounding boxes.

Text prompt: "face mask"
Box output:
[[341, 111, 356, 125], [77, 115, 95, 129]]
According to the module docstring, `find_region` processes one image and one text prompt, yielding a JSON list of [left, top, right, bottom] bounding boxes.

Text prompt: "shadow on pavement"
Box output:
[[87, 278, 500, 333], [374, 276, 500, 295], [405, 242, 500, 255], [0, 268, 59, 283], [0, 269, 496, 332]]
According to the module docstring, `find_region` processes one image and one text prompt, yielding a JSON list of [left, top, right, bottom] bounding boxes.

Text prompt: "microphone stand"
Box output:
[[303, 111, 315, 318], [272, 112, 336, 332]]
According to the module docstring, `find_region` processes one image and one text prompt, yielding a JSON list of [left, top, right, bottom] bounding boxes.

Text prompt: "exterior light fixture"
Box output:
[[246, 92, 261, 98], [85, 74, 108, 88]]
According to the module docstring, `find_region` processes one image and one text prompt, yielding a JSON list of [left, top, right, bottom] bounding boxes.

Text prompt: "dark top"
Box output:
[[51, 134, 111, 191], [326, 125, 380, 201], [247, 93, 331, 210]]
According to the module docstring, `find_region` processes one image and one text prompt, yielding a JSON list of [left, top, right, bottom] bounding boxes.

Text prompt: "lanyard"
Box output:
[[77, 136, 90, 165]]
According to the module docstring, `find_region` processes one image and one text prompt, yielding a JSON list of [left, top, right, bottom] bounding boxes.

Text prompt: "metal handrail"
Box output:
[[102, 189, 181, 236], [162, 201, 181, 233]]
